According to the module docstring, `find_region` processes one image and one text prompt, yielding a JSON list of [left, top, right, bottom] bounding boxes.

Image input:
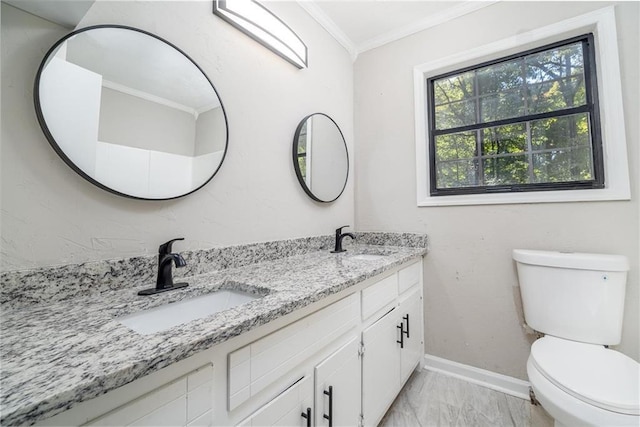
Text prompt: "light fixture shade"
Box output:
[[213, 0, 308, 69]]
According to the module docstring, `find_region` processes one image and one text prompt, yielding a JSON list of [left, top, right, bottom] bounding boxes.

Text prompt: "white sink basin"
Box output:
[[119, 290, 259, 335], [348, 254, 387, 261]]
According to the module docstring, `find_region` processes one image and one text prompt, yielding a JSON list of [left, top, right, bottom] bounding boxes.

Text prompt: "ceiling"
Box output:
[[4, 0, 497, 59], [298, 0, 498, 59]]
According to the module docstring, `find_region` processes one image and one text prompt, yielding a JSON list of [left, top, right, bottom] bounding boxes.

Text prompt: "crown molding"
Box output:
[[357, 1, 499, 54], [297, 0, 359, 61]]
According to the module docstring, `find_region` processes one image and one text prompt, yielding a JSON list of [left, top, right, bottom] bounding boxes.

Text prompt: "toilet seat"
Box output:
[[530, 336, 640, 416]]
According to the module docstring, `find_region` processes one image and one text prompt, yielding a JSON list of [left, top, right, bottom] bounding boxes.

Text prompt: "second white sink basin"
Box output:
[[119, 290, 259, 335]]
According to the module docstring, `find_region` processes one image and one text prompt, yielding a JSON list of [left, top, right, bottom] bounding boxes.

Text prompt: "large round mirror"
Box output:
[[35, 25, 228, 200], [293, 113, 348, 203]]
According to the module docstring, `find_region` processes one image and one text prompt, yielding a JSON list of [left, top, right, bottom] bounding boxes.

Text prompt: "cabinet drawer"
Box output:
[[361, 274, 397, 320], [398, 261, 421, 295], [228, 293, 359, 410], [85, 364, 213, 427]]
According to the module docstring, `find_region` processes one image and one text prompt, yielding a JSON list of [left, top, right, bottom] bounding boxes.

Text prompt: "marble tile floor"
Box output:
[[380, 369, 554, 427]]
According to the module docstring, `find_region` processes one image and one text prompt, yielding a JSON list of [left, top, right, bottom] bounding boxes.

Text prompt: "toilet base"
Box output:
[[527, 357, 639, 427]]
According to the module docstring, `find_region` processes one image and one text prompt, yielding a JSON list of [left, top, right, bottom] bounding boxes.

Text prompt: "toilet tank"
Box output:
[[513, 249, 629, 345]]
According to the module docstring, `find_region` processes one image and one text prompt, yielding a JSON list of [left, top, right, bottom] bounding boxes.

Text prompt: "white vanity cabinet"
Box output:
[[242, 260, 424, 427], [35, 258, 423, 427], [361, 261, 424, 426]]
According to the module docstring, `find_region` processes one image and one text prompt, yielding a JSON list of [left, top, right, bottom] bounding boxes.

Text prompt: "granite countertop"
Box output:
[[0, 236, 427, 426]]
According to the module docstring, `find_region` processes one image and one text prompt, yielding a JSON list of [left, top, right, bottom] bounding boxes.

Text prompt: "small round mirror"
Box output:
[[35, 25, 228, 200], [292, 113, 348, 203]]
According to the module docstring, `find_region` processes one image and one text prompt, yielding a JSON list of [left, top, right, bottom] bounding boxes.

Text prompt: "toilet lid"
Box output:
[[531, 336, 640, 415]]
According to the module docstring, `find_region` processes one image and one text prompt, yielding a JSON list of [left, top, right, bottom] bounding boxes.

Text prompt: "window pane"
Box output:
[[435, 99, 475, 129], [436, 159, 479, 188], [433, 72, 475, 105], [480, 89, 525, 123], [433, 72, 475, 129], [526, 42, 584, 83], [531, 113, 591, 150], [526, 42, 586, 114], [477, 61, 522, 95], [481, 123, 526, 155], [477, 60, 525, 122], [483, 155, 529, 186], [527, 77, 586, 114], [435, 131, 476, 162], [533, 147, 593, 183]]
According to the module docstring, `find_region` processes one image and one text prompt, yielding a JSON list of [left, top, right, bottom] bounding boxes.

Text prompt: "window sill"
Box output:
[[417, 187, 630, 207]]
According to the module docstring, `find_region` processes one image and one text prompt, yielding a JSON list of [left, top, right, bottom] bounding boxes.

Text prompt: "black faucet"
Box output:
[[331, 225, 356, 253], [138, 238, 189, 296]]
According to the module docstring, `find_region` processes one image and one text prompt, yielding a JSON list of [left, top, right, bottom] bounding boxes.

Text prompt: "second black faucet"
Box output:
[[331, 226, 356, 253]]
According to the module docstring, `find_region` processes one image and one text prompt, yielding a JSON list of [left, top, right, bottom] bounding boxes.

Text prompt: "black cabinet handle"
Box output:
[[323, 385, 333, 427], [397, 324, 404, 348], [403, 314, 410, 338], [301, 407, 311, 427]]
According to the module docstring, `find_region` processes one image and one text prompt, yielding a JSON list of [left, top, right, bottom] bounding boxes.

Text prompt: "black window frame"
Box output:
[[427, 34, 604, 197]]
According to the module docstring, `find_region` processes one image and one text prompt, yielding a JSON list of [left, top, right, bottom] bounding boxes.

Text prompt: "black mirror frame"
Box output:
[[292, 113, 349, 203], [34, 24, 229, 201]]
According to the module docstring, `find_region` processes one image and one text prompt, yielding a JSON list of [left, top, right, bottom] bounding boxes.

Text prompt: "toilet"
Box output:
[[513, 249, 639, 427]]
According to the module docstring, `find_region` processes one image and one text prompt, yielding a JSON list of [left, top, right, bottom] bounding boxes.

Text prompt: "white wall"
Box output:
[[354, 1, 639, 378], [99, 87, 197, 156], [0, 1, 354, 270]]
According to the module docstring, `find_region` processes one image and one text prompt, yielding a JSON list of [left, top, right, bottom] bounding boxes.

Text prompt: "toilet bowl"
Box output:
[[527, 336, 639, 427], [512, 249, 639, 427]]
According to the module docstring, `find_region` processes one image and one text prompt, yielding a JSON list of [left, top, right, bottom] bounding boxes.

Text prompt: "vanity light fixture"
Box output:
[[213, 0, 307, 69]]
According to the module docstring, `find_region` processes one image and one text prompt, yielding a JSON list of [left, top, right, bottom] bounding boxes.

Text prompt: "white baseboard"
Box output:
[[423, 354, 531, 400]]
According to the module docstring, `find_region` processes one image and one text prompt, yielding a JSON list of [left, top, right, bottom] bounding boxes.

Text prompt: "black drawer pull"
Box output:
[[397, 324, 404, 348], [323, 385, 333, 426], [301, 407, 311, 427], [403, 314, 410, 338]]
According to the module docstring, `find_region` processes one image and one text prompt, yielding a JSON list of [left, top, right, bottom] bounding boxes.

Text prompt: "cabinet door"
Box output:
[[314, 337, 361, 427], [399, 288, 423, 382], [237, 377, 313, 427], [361, 308, 401, 427]]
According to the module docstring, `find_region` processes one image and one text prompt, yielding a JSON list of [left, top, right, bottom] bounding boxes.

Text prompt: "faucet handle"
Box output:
[[335, 225, 350, 234], [158, 238, 184, 256]]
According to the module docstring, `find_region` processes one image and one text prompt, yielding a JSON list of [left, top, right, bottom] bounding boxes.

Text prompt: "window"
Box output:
[[427, 35, 603, 196], [413, 7, 630, 206]]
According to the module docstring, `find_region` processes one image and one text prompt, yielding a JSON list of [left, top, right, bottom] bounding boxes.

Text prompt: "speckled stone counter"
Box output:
[[0, 233, 428, 426]]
